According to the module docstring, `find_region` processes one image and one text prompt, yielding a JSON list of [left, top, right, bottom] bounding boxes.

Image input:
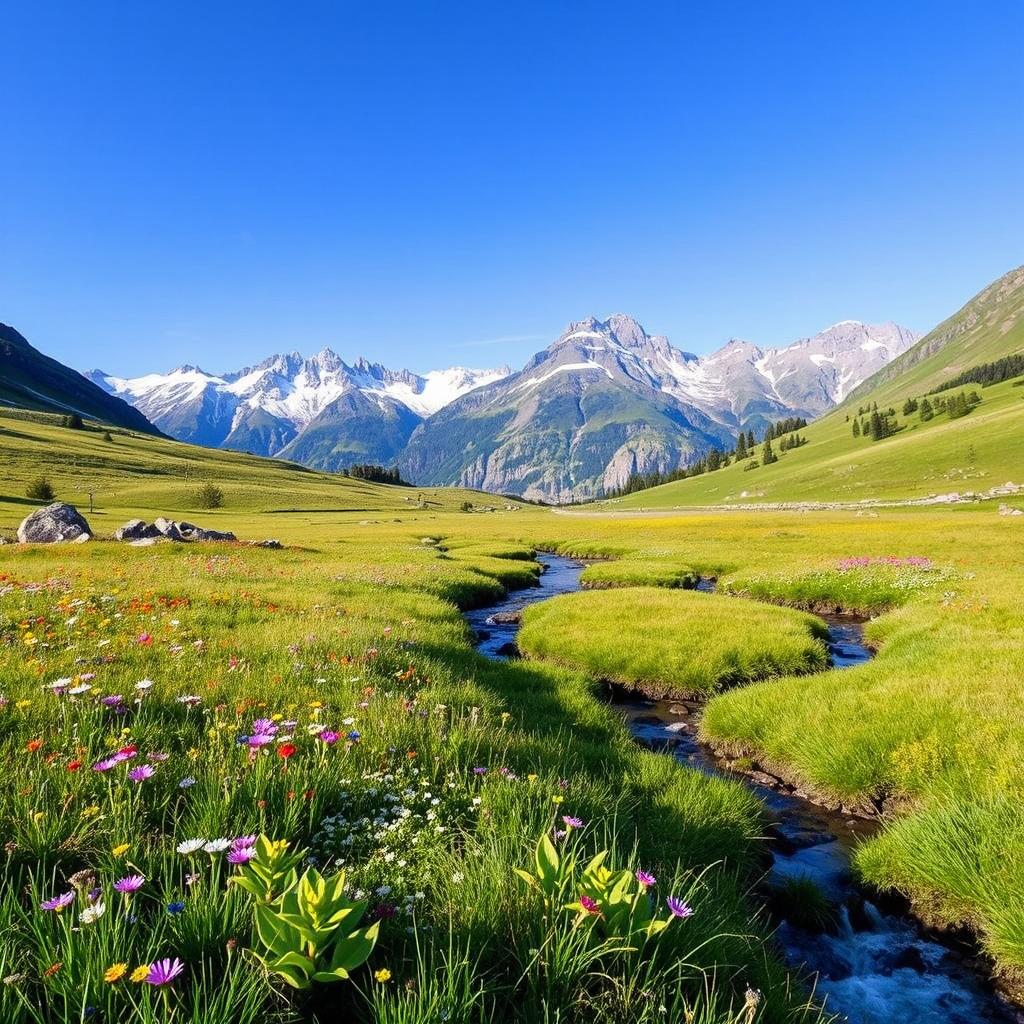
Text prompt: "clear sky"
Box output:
[[2, 1, 1022, 377]]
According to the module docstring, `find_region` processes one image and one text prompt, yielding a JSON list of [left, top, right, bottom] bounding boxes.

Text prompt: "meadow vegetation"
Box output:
[[3, 407, 1024, 1015]]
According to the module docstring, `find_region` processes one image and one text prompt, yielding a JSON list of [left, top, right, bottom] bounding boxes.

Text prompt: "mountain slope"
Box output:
[[844, 265, 1024, 407], [609, 268, 1024, 508], [89, 354, 508, 461], [400, 315, 915, 502], [0, 324, 158, 433]]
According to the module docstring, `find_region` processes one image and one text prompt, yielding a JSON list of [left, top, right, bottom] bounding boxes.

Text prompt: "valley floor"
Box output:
[[1, 475, 1023, 1021]]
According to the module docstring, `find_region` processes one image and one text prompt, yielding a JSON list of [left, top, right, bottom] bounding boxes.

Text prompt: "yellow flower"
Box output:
[[187, 747, 200, 760], [15, 699, 32, 710], [104, 963, 127, 983], [81, 804, 100, 818], [32, 811, 44, 823], [551, 795, 564, 805], [374, 968, 392, 983], [112, 843, 130, 857], [130, 965, 151, 983], [527, 774, 538, 783]]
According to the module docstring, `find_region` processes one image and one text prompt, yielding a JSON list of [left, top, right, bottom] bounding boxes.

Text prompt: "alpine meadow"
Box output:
[[3, 7, 1024, 1023]]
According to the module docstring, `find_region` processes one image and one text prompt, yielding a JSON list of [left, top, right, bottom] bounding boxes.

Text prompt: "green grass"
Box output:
[[580, 559, 699, 589], [518, 588, 829, 699]]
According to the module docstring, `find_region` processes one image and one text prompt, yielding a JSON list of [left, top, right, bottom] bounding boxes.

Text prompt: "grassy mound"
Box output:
[[580, 559, 699, 589], [518, 588, 829, 699]]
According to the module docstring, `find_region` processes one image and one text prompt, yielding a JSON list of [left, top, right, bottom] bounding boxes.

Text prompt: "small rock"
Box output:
[[18, 503, 91, 544], [114, 519, 159, 541], [129, 537, 162, 547], [487, 611, 522, 625], [495, 642, 519, 658], [890, 946, 928, 974], [257, 539, 282, 548]]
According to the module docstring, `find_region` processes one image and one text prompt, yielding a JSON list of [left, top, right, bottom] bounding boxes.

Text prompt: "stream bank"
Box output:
[[465, 554, 1020, 1024]]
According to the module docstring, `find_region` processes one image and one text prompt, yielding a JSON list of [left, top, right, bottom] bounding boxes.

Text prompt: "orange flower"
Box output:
[[277, 743, 297, 759], [26, 739, 43, 753], [406, 750, 418, 759], [43, 962, 62, 979]]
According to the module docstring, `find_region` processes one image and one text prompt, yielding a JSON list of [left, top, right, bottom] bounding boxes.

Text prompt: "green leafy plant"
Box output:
[[230, 836, 305, 903], [567, 851, 673, 942]]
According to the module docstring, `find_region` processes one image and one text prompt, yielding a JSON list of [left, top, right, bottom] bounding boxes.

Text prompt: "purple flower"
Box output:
[[579, 894, 600, 915], [232, 834, 257, 849], [227, 846, 256, 864], [166, 901, 185, 914], [127, 764, 155, 783], [251, 718, 277, 736], [41, 891, 75, 912], [100, 695, 123, 707], [92, 757, 119, 772], [247, 734, 274, 748], [144, 957, 185, 986], [635, 870, 656, 888], [666, 896, 693, 919], [317, 730, 340, 745], [114, 874, 145, 894], [472, 766, 487, 775], [178, 777, 196, 788], [562, 815, 583, 829]]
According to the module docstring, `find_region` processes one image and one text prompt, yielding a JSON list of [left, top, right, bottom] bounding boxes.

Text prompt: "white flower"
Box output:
[[80, 901, 105, 924], [135, 679, 154, 691], [46, 678, 72, 691], [176, 838, 207, 855], [375, 885, 391, 897], [68, 684, 92, 695], [203, 838, 231, 853]]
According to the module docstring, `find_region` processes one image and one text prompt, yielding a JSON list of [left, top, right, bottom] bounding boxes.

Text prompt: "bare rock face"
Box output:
[[153, 517, 184, 541], [18, 503, 92, 544]]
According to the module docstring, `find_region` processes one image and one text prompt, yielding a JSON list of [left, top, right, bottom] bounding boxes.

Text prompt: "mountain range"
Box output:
[[84, 317, 916, 501]]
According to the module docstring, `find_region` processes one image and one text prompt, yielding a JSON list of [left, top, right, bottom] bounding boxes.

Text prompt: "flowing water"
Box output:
[[466, 554, 1020, 1024]]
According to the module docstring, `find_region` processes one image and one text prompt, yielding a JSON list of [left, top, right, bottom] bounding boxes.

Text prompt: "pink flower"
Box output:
[[635, 870, 656, 888], [144, 957, 185, 986], [579, 895, 601, 915], [114, 874, 145, 894], [128, 764, 155, 783], [41, 891, 75, 912]]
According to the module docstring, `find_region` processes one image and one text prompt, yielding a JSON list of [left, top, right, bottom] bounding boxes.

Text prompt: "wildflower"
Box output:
[[127, 764, 155, 783], [579, 895, 601, 915], [472, 766, 487, 775], [103, 963, 127, 983], [100, 695, 123, 706], [227, 846, 256, 864], [252, 718, 277, 735], [26, 739, 43, 753], [178, 776, 197, 788], [551, 795, 564, 805], [67, 760, 82, 772], [92, 757, 118, 773], [666, 897, 693, 919], [43, 963, 62, 979], [562, 815, 583, 829], [185, 872, 200, 886], [81, 804, 101, 818], [346, 730, 360, 742], [114, 875, 145, 894], [80, 902, 106, 924], [68, 684, 92, 696], [232, 834, 257, 849], [166, 901, 186, 915], [527, 773, 537, 782], [203, 839, 231, 854], [635, 870, 656, 888], [129, 965, 151, 983], [277, 743, 297, 759], [41, 891, 75, 913], [145, 958, 185, 986], [112, 843, 130, 857], [176, 838, 207, 855], [374, 968, 392, 983], [318, 730, 340, 745], [69, 869, 97, 891]]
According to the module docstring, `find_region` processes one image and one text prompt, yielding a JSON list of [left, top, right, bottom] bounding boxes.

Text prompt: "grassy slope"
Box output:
[[610, 266, 1024, 508], [0, 409, 514, 539]]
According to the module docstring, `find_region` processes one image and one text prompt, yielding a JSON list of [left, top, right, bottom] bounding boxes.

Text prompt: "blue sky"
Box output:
[[2, 1, 1022, 377]]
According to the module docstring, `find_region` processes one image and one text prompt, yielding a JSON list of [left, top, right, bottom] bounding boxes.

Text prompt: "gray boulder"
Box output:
[[114, 519, 160, 541], [178, 521, 236, 542], [153, 517, 183, 541], [18, 503, 92, 544]]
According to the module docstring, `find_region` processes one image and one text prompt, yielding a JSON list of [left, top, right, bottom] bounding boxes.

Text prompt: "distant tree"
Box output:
[[735, 433, 747, 460], [64, 413, 84, 429], [102, 430, 113, 442], [902, 397, 919, 416], [852, 418, 861, 438], [26, 476, 55, 501], [193, 482, 225, 509], [460, 501, 473, 512], [919, 397, 934, 422], [762, 439, 778, 465], [746, 430, 755, 451]]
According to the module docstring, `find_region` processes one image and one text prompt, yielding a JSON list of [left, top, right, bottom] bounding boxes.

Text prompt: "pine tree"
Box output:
[[920, 397, 934, 422], [736, 432, 747, 460], [762, 439, 778, 465], [746, 430, 755, 451], [852, 418, 861, 438]]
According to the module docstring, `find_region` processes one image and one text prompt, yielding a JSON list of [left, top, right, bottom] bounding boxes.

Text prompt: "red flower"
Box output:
[[277, 743, 297, 759], [26, 739, 43, 753], [67, 760, 82, 772]]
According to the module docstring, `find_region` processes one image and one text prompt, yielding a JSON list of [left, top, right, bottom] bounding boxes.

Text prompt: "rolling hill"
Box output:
[[608, 266, 1024, 508], [0, 323, 159, 433]]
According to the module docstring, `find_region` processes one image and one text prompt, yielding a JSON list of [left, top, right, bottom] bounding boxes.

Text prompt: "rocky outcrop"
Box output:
[[115, 517, 237, 543], [18, 503, 92, 544]]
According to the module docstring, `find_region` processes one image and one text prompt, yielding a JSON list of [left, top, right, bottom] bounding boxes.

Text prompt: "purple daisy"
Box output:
[[127, 764, 155, 783], [635, 870, 657, 888], [562, 815, 584, 828], [92, 757, 119, 772], [579, 894, 601, 915], [144, 957, 186, 986], [251, 718, 277, 735], [317, 730, 340, 745], [227, 846, 256, 864], [666, 896, 694, 919], [40, 891, 75, 912], [114, 874, 145, 894], [247, 733, 274, 748]]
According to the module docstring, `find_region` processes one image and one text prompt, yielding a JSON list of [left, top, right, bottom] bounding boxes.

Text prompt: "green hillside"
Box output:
[[0, 323, 159, 433], [611, 267, 1024, 508], [0, 408, 520, 540]]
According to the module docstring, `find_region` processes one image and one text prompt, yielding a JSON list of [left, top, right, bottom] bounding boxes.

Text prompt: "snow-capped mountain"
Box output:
[[399, 315, 918, 501], [85, 352, 509, 461]]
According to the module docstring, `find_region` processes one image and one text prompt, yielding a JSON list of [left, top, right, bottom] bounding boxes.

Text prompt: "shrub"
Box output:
[[193, 482, 225, 509], [102, 431, 113, 442], [25, 476, 55, 501]]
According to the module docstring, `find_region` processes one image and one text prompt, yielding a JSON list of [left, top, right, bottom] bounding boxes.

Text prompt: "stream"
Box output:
[[464, 554, 1019, 1024]]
